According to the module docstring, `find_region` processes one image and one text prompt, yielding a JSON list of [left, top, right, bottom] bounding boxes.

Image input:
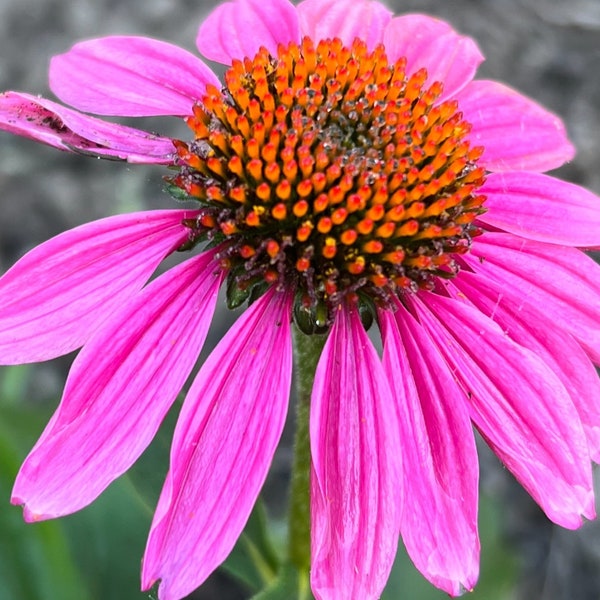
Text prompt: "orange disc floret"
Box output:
[[272, 203, 287, 220], [340, 229, 358, 246], [293, 200, 309, 218], [266, 240, 280, 258], [322, 238, 337, 259], [296, 257, 311, 272]]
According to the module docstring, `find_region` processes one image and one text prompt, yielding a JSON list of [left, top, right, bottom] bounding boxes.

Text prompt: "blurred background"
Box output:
[[0, 0, 599, 598]]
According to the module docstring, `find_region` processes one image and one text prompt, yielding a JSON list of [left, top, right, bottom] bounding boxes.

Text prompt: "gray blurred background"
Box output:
[[0, 1, 599, 599]]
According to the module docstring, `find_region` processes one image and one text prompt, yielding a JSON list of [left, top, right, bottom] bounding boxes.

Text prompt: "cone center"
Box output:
[[171, 37, 486, 330]]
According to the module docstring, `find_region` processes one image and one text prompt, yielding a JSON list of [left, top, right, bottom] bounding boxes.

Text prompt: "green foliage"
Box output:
[[221, 501, 280, 593], [0, 403, 90, 600], [250, 564, 312, 600]]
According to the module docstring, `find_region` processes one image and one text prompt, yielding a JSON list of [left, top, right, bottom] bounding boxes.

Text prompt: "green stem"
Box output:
[[287, 326, 327, 587]]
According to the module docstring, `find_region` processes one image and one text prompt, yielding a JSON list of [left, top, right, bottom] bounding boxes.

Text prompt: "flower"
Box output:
[[1, 0, 600, 599]]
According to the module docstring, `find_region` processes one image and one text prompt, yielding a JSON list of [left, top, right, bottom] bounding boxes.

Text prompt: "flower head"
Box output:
[[1, 1, 600, 599]]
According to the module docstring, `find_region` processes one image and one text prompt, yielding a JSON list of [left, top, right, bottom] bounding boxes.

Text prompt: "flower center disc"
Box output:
[[172, 37, 486, 330]]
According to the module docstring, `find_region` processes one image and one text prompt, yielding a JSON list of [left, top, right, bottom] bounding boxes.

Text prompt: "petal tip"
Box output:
[[12, 499, 50, 524]]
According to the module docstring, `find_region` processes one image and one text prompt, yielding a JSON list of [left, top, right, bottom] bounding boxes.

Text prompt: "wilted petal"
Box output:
[[383, 15, 483, 100], [0, 210, 195, 364], [197, 0, 300, 65], [467, 233, 600, 364], [413, 292, 594, 528], [310, 305, 401, 600], [142, 288, 293, 600], [50, 36, 220, 117], [0, 92, 175, 163], [11, 250, 224, 521], [452, 274, 600, 462], [380, 305, 479, 595], [298, 0, 392, 49], [479, 172, 600, 246], [457, 80, 574, 172]]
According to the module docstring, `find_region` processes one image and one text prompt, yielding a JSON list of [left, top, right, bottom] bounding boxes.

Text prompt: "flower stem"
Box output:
[[287, 326, 327, 585]]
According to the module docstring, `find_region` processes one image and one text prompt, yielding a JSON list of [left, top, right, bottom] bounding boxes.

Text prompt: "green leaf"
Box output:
[[164, 182, 195, 202], [59, 477, 152, 600], [0, 364, 30, 406], [221, 499, 281, 592], [250, 563, 313, 600], [0, 403, 91, 600]]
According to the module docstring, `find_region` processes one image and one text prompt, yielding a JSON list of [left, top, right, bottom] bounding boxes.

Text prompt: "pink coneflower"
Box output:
[[1, 0, 600, 599]]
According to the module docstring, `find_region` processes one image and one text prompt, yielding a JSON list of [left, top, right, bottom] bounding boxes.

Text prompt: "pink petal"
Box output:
[[196, 0, 300, 65], [379, 305, 479, 595], [383, 15, 484, 100], [297, 0, 392, 49], [0, 210, 195, 364], [467, 233, 600, 364], [456, 80, 575, 172], [0, 92, 175, 163], [310, 305, 401, 600], [11, 250, 224, 521], [452, 274, 600, 463], [50, 36, 220, 117], [413, 292, 595, 528], [142, 288, 293, 600], [479, 172, 600, 246]]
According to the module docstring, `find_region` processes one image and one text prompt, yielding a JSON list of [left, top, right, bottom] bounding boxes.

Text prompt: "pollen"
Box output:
[[171, 36, 486, 328]]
